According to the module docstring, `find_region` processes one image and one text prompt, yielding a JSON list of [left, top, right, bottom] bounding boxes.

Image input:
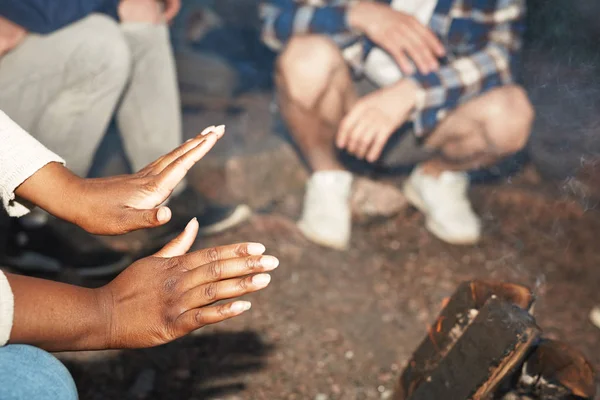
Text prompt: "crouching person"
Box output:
[[260, 0, 534, 249]]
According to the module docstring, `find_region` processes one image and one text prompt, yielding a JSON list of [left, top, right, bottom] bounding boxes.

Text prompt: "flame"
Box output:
[[427, 325, 440, 353], [436, 316, 446, 333], [470, 281, 477, 302]]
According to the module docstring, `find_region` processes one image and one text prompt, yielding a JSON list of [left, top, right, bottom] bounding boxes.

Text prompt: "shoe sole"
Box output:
[[3, 252, 133, 278], [197, 204, 253, 236], [403, 181, 480, 246], [297, 221, 348, 251]]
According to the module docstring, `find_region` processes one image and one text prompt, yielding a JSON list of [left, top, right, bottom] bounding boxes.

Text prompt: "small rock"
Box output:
[[174, 368, 191, 380], [589, 306, 600, 329], [314, 394, 329, 400], [344, 350, 354, 360]]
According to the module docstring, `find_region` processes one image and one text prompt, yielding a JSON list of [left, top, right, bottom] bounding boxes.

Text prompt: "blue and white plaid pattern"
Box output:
[[260, 0, 526, 137]]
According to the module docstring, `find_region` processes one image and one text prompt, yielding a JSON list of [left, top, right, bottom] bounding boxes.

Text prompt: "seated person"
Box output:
[[0, 0, 251, 275], [0, 111, 278, 400], [260, 0, 535, 249]]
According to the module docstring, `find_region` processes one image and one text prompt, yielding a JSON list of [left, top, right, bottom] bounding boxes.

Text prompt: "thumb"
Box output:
[[155, 218, 199, 258], [125, 206, 172, 232]]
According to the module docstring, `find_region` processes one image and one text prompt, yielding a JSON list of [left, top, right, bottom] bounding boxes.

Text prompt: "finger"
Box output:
[[388, 43, 415, 76], [123, 205, 173, 232], [155, 218, 199, 257], [347, 118, 372, 157], [180, 273, 271, 309], [337, 106, 363, 149], [213, 124, 226, 139], [409, 25, 443, 69], [144, 135, 209, 175], [394, 31, 430, 75], [182, 242, 267, 268], [176, 300, 251, 333], [154, 133, 218, 190], [149, 124, 221, 173], [356, 123, 380, 160], [366, 127, 394, 163], [413, 22, 446, 57], [181, 255, 279, 290]]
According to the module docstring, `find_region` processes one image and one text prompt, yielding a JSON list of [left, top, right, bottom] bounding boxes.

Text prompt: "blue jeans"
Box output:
[[0, 344, 78, 400]]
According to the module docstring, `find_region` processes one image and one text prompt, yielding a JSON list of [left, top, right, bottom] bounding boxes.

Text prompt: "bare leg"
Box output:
[[276, 35, 357, 171], [420, 85, 535, 176], [404, 85, 535, 244]]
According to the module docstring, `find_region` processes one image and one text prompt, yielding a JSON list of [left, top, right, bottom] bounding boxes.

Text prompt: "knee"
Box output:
[[482, 85, 535, 155], [70, 14, 132, 89], [0, 345, 78, 400], [276, 35, 345, 100]]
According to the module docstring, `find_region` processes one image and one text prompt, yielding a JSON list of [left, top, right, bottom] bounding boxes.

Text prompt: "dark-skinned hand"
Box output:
[[15, 125, 225, 235]]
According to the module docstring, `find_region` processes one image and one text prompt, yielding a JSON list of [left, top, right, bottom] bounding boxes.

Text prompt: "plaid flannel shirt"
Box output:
[[260, 0, 526, 137]]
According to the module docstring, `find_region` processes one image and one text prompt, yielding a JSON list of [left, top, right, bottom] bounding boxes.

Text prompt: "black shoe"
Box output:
[[3, 216, 132, 278], [148, 187, 253, 244]]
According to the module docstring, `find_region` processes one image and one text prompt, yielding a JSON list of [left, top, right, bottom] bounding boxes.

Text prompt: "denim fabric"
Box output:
[[0, 344, 78, 400]]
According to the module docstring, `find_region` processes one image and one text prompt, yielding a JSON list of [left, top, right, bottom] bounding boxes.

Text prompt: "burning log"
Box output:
[[498, 340, 596, 400], [396, 281, 536, 399], [395, 280, 596, 400]]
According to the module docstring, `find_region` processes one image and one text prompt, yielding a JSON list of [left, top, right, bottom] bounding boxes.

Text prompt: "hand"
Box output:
[[161, 0, 181, 22], [0, 15, 26, 57], [337, 80, 419, 163], [16, 125, 225, 235], [119, 0, 163, 24], [348, 2, 445, 75], [7, 220, 278, 351], [75, 125, 225, 234], [99, 219, 278, 348]]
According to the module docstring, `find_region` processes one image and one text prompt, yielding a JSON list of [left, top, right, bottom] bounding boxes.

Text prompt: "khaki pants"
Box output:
[[0, 14, 182, 176]]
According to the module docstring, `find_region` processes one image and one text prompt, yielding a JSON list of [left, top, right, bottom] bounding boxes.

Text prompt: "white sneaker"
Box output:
[[298, 171, 353, 250], [403, 167, 481, 245]]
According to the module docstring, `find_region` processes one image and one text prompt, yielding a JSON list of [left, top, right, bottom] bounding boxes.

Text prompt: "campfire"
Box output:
[[394, 281, 596, 400]]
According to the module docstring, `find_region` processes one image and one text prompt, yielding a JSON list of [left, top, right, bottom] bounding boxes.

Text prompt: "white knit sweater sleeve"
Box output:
[[0, 110, 65, 217], [0, 271, 13, 346], [0, 111, 65, 346]]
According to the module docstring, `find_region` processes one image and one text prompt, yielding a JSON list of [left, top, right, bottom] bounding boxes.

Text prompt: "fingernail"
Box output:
[[214, 125, 226, 138], [261, 256, 279, 270], [157, 207, 171, 222], [247, 243, 266, 255], [199, 125, 216, 136], [185, 217, 197, 230], [252, 273, 271, 287], [231, 301, 251, 313]]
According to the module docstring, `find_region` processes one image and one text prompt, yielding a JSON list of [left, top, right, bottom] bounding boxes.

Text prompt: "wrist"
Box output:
[[398, 78, 421, 110], [92, 286, 115, 350], [347, 1, 371, 32], [14, 162, 86, 223]]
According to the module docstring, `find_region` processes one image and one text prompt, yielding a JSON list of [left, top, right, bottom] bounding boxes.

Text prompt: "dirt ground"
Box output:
[[58, 159, 600, 399], [57, 2, 600, 394]]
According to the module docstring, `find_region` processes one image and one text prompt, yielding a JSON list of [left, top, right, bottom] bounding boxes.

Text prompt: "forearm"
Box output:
[[260, 0, 360, 51], [6, 272, 109, 352], [13, 161, 87, 226]]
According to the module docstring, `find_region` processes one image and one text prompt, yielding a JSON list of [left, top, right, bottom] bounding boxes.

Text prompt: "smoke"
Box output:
[[524, 0, 600, 183]]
